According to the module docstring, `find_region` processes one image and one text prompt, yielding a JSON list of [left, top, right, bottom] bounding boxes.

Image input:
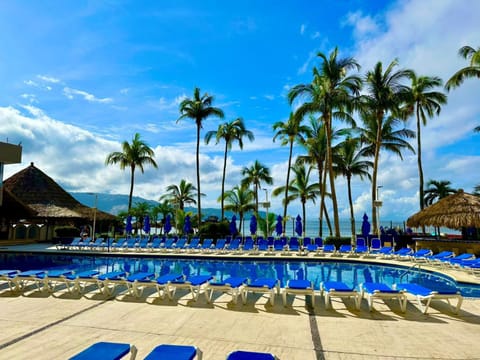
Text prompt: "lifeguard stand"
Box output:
[[0, 141, 23, 205]]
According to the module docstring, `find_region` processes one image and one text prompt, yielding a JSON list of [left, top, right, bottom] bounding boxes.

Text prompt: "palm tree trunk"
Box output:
[[371, 114, 383, 235], [318, 164, 323, 237], [325, 116, 341, 237], [221, 141, 228, 220], [323, 202, 333, 236], [255, 183, 259, 214], [196, 124, 202, 228], [283, 140, 294, 232], [128, 165, 135, 211], [302, 200, 306, 237], [416, 107, 426, 233], [347, 175, 355, 240]]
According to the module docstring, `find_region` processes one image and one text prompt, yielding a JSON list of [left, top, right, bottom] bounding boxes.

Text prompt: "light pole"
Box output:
[[263, 188, 270, 236]]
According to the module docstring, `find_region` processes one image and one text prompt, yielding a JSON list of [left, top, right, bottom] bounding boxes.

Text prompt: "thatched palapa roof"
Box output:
[[0, 188, 36, 218], [407, 189, 480, 229], [3, 162, 116, 221]]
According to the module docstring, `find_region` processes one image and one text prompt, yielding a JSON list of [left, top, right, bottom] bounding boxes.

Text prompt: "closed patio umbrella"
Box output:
[[184, 215, 192, 234], [295, 215, 302, 237], [361, 213, 371, 246], [230, 215, 237, 236], [407, 189, 480, 229], [275, 215, 283, 236], [250, 215, 257, 235], [125, 215, 132, 237], [164, 214, 172, 235], [143, 215, 150, 236]]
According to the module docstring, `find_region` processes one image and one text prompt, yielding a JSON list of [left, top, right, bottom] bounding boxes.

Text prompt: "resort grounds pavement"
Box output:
[[1, 244, 480, 359]]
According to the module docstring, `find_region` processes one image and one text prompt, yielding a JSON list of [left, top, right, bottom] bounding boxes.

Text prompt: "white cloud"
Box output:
[[63, 87, 113, 103], [311, 31, 320, 39], [37, 75, 61, 83], [300, 24, 306, 35], [343, 11, 379, 38]]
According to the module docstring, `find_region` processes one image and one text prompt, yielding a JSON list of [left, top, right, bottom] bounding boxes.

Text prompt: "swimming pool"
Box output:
[[2, 253, 480, 297]]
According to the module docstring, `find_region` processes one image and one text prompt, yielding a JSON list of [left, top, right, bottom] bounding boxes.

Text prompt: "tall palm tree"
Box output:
[[177, 87, 224, 225], [241, 160, 273, 214], [361, 60, 413, 233], [222, 185, 255, 236], [272, 161, 320, 235], [407, 73, 447, 212], [205, 118, 254, 220], [288, 47, 362, 237], [160, 179, 198, 211], [105, 133, 158, 211], [332, 136, 372, 237], [424, 180, 457, 206], [445, 45, 480, 90], [272, 112, 309, 230]]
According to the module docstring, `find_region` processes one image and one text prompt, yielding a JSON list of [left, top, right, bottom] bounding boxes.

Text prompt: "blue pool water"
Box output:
[[2, 253, 480, 297]]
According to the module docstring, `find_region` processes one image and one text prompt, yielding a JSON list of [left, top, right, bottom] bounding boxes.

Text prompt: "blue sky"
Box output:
[[1, 0, 479, 225]]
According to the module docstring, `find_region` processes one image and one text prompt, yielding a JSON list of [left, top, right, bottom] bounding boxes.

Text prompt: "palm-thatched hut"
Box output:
[[407, 190, 480, 230], [2, 162, 117, 242]]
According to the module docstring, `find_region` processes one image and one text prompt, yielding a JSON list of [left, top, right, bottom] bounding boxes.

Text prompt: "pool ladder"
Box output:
[[398, 263, 422, 282]]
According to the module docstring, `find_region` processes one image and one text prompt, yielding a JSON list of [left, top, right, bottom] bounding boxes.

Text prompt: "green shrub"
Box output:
[[197, 221, 230, 240], [55, 226, 79, 237], [325, 236, 352, 248]]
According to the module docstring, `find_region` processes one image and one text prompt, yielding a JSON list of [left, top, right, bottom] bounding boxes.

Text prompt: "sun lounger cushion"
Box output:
[[69, 341, 134, 360], [144, 344, 198, 360], [227, 350, 275, 360]]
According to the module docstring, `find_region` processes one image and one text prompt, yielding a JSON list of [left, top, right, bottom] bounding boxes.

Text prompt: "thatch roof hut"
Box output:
[[3, 162, 115, 222], [407, 190, 480, 229]]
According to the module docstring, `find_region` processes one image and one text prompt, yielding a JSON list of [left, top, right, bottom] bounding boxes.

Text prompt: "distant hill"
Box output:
[[70, 192, 264, 219]]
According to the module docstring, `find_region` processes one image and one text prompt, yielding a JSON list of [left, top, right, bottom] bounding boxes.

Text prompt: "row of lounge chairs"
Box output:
[[0, 268, 463, 314], [70, 341, 276, 360]]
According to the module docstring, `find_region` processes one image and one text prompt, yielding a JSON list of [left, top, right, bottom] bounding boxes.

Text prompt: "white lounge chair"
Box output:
[[282, 279, 315, 308], [321, 281, 361, 310], [167, 275, 213, 301], [242, 278, 279, 306], [396, 283, 463, 314], [206, 276, 247, 304], [360, 282, 406, 312]]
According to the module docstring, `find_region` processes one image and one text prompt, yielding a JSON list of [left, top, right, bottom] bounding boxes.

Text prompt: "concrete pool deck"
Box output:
[[1, 243, 480, 359]]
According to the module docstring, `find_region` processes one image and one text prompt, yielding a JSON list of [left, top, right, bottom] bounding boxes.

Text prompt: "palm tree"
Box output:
[[272, 161, 320, 235], [205, 118, 254, 220], [160, 179, 198, 211], [130, 201, 151, 235], [407, 73, 447, 212], [105, 133, 158, 211], [424, 180, 457, 206], [272, 113, 309, 230], [177, 87, 224, 225], [288, 47, 362, 237], [241, 160, 273, 215], [445, 45, 480, 90], [473, 184, 480, 196], [361, 60, 413, 233], [151, 200, 174, 234], [222, 185, 255, 236], [332, 136, 372, 237]]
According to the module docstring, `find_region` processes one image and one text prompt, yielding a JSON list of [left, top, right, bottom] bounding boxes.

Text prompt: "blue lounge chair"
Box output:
[[356, 237, 366, 247], [323, 244, 336, 254], [306, 237, 323, 254], [144, 344, 201, 360], [148, 237, 163, 251], [65, 270, 101, 294], [123, 272, 156, 297], [242, 278, 279, 306], [242, 238, 254, 253], [69, 341, 137, 360], [58, 237, 81, 250], [339, 244, 353, 254], [112, 238, 127, 251], [0, 270, 19, 290], [97, 271, 128, 296], [161, 238, 176, 252], [425, 251, 455, 265], [354, 245, 369, 255], [77, 237, 93, 250], [214, 238, 227, 253], [183, 237, 199, 252], [369, 238, 382, 253], [257, 238, 269, 252], [396, 283, 463, 314], [227, 350, 276, 360], [393, 247, 413, 258], [135, 238, 150, 251], [227, 238, 242, 252], [200, 238, 214, 252], [168, 275, 213, 301], [273, 239, 285, 252], [86, 237, 105, 250], [360, 282, 406, 312], [320, 281, 361, 310], [124, 238, 138, 251], [408, 248, 433, 261], [36, 269, 75, 293], [206, 276, 247, 304], [286, 237, 301, 253], [155, 273, 184, 299], [376, 246, 393, 257], [282, 279, 315, 307], [173, 237, 188, 252], [8, 270, 47, 292]]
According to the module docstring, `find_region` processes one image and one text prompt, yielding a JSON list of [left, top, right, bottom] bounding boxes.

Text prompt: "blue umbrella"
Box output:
[[295, 215, 302, 236], [249, 215, 257, 235], [229, 215, 237, 235], [125, 215, 132, 236], [164, 214, 172, 234], [183, 215, 192, 234], [275, 215, 283, 236], [143, 215, 150, 235], [361, 213, 371, 239]]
